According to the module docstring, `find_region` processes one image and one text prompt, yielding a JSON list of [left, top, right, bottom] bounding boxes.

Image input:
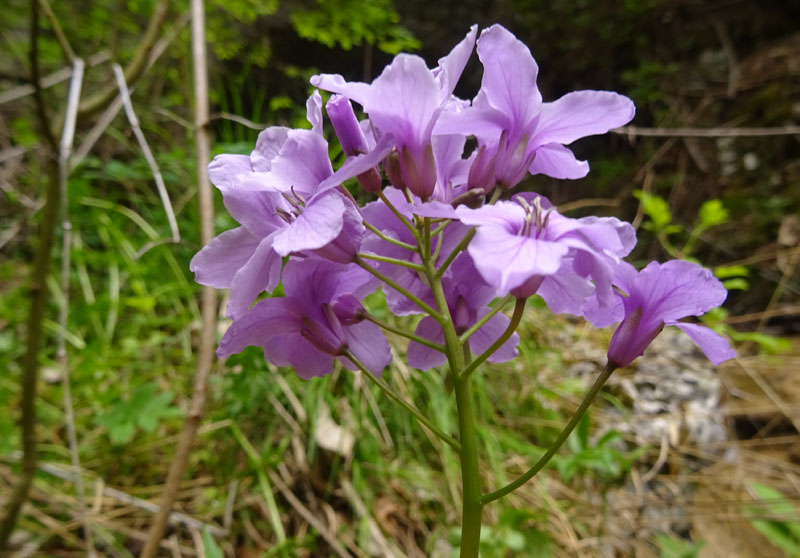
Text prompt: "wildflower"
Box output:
[[407, 254, 519, 370], [606, 260, 736, 368], [217, 259, 391, 379], [456, 194, 635, 307], [435, 25, 635, 187], [312, 26, 478, 199]]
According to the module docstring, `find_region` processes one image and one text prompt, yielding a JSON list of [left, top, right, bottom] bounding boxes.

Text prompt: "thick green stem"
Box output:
[[343, 349, 461, 452], [423, 240, 482, 558], [481, 363, 617, 504]]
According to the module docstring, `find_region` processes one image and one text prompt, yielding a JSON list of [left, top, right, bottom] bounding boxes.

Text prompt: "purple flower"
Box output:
[[312, 26, 478, 199], [407, 254, 519, 370], [606, 260, 736, 368], [435, 25, 635, 187], [456, 194, 635, 309], [217, 258, 391, 379], [361, 188, 470, 315], [190, 126, 292, 320]]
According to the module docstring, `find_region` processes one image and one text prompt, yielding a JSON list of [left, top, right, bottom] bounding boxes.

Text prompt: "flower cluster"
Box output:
[[191, 24, 735, 378]]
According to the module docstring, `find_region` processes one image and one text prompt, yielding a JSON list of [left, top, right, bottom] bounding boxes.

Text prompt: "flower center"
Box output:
[[516, 196, 552, 238]]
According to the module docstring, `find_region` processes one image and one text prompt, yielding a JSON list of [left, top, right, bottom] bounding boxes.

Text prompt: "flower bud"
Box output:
[[327, 95, 368, 156]]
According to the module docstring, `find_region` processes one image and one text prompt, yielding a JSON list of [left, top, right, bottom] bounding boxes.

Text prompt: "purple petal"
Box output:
[[310, 73, 372, 107], [469, 228, 568, 293], [468, 312, 519, 363], [365, 54, 442, 153], [407, 317, 446, 370], [251, 126, 290, 172], [306, 90, 323, 135], [537, 269, 595, 317], [263, 334, 334, 379], [669, 322, 736, 365], [269, 130, 333, 197], [340, 320, 393, 376], [474, 25, 542, 134], [636, 260, 728, 322], [528, 143, 589, 179], [317, 134, 394, 193], [434, 24, 478, 98], [190, 227, 261, 288], [226, 234, 283, 319], [272, 192, 346, 256], [533, 90, 635, 147], [217, 297, 301, 358]]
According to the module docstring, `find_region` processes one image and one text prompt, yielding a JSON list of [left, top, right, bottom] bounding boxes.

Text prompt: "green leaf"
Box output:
[[722, 278, 750, 291], [202, 527, 224, 558], [714, 265, 750, 279], [655, 534, 704, 558], [697, 199, 729, 228], [634, 190, 672, 231]]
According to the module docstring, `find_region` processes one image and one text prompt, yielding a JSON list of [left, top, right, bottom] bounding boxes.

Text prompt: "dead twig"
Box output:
[[112, 63, 180, 243], [140, 1, 217, 555], [0, 52, 109, 106], [614, 124, 800, 137], [0, 3, 61, 551], [55, 56, 96, 558]]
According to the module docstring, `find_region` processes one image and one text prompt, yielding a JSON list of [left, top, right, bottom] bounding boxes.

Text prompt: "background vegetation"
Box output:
[[1, 0, 799, 556]]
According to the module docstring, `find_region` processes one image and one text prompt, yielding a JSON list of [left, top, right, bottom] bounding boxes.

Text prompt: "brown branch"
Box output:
[[613, 125, 800, 138], [0, 2, 61, 552], [37, 0, 75, 63], [140, 0, 216, 554], [75, 0, 169, 120]]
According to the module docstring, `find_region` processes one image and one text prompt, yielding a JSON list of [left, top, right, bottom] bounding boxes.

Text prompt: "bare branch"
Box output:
[[55, 57, 96, 558], [113, 63, 180, 242], [614, 125, 800, 138], [140, 1, 217, 554]]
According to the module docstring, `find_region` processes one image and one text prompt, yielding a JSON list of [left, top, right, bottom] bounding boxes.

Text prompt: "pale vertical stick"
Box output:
[[57, 58, 96, 558], [112, 63, 180, 242], [140, 0, 217, 554]]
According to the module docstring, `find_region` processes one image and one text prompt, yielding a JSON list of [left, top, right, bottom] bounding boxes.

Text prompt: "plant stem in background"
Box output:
[[0, 2, 61, 552], [140, 1, 216, 555], [480, 363, 617, 504]]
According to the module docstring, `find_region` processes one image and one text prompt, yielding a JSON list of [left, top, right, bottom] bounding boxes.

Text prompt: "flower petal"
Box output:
[[528, 143, 589, 179], [434, 24, 478, 98], [474, 24, 542, 134], [272, 191, 346, 256], [340, 320, 393, 376], [669, 322, 736, 365], [533, 90, 635, 147], [226, 234, 283, 319], [306, 90, 323, 135], [469, 312, 519, 363], [190, 227, 261, 288], [251, 126, 290, 172], [407, 317, 446, 370], [269, 130, 333, 197], [217, 297, 301, 358], [636, 260, 729, 322]]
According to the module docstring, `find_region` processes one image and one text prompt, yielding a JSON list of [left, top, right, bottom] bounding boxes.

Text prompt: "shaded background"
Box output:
[[1, 1, 799, 556]]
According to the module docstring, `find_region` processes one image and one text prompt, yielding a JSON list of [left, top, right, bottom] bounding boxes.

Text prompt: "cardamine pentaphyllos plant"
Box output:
[[191, 24, 736, 557]]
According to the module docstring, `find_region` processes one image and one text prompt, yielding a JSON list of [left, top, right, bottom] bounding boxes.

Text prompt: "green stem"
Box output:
[[459, 295, 513, 343], [378, 189, 419, 241], [436, 228, 475, 278], [363, 313, 445, 353], [354, 257, 442, 322], [460, 298, 526, 380], [358, 251, 424, 271], [342, 349, 461, 452], [480, 363, 617, 504], [424, 255, 482, 558], [363, 220, 417, 251]]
